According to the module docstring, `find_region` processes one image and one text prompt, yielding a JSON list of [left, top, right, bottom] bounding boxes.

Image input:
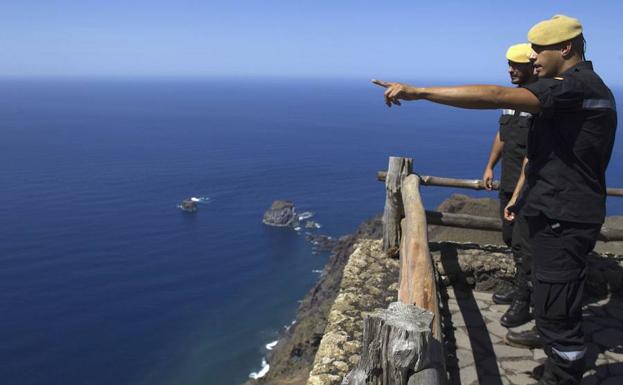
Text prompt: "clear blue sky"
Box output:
[[2, 0, 622, 85]]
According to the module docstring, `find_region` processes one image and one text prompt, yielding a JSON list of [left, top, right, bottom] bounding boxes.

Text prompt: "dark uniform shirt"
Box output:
[[499, 109, 532, 193], [521, 61, 617, 224]]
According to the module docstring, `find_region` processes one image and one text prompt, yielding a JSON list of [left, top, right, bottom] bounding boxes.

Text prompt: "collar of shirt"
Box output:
[[560, 60, 593, 76]]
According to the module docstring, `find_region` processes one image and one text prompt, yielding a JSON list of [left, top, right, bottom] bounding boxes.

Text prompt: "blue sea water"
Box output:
[[0, 79, 621, 385]]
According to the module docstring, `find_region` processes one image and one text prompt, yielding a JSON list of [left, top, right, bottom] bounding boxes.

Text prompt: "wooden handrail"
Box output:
[[344, 167, 446, 385], [401, 175, 442, 341], [400, 173, 446, 385], [377, 171, 623, 197], [425, 210, 501, 231], [424, 210, 623, 242]]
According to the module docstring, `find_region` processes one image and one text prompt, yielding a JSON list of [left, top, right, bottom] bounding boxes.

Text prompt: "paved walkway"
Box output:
[[443, 287, 623, 385]]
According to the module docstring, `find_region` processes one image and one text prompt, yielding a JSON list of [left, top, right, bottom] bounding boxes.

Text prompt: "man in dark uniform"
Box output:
[[512, 16, 616, 385], [483, 43, 534, 248], [372, 14, 616, 385], [483, 43, 536, 329]]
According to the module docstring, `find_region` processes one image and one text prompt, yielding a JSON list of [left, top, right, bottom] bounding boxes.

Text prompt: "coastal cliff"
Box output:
[[242, 194, 623, 385], [242, 216, 384, 385]]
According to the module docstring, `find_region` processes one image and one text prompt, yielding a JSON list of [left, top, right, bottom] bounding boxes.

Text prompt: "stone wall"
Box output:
[[307, 240, 399, 385]]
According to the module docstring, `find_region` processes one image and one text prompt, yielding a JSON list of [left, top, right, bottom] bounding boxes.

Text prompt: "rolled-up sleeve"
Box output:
[[523, 78, 584, 118]]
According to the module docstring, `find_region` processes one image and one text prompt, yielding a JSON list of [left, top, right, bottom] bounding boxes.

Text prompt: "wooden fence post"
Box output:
[[383, 157, 413, 257]]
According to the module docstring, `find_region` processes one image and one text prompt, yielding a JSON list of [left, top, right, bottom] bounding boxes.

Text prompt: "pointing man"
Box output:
[[373, 15, 616, 385]]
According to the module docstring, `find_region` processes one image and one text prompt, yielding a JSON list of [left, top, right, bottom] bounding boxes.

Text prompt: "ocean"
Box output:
[[1, 78, 621, 385]]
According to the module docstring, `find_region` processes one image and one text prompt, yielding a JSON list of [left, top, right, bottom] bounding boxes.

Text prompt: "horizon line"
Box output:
[[0, 74, 622, 88]]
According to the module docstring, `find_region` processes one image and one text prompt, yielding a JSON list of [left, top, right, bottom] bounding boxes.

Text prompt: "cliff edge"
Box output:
[[241, 216, 383, 385]]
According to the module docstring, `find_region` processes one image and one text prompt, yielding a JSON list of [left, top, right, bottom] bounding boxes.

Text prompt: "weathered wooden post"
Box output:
[[341, 303, 441, 385], [382, 157, 413, 257]]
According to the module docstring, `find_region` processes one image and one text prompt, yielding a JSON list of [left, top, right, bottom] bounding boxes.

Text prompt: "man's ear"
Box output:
[[561, 41, 574, 59]]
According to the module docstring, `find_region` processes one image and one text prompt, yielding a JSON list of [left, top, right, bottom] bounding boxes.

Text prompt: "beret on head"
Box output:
[[528, 14, 583, 46], [506, 43, 532, 63]]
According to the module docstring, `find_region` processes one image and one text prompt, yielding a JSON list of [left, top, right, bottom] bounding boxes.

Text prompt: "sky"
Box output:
[[1, 0, 623, 85]]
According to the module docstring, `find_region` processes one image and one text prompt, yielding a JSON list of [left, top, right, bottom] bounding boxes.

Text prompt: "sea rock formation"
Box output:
[[305, 234, 337, 253], [179, 199, 198, 212], [305, 221, 320, 229], [263, 200, 298, 227]]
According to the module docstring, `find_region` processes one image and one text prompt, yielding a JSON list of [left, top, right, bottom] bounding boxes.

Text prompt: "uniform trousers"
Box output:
[[511, 213, 532, 302], [500, 192, 532, 302], [527, 214, 601, 385]]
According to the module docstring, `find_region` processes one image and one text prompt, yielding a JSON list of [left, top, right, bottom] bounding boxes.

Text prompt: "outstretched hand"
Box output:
[[372, 79, 417, 107]]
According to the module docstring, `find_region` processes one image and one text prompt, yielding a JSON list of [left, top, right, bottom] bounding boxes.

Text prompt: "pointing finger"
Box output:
[[372, 79, 391, 88]]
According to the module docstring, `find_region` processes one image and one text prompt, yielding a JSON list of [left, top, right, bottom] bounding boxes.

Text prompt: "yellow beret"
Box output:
[[528, 14, 583, 46], [506, 43, 532, 63]]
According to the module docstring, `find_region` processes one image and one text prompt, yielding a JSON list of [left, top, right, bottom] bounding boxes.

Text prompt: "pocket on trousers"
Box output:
[[534, 278, 584, 321], [532, 217, 579, 281]]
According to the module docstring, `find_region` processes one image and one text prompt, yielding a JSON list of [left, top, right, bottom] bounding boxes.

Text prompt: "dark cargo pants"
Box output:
[[500, 193, 532, 302], [511, 213, 532, 302], [527, 214, 601, 385]]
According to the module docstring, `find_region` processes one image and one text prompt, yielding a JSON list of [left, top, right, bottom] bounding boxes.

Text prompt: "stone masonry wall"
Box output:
[[307, 239, 399, 385]]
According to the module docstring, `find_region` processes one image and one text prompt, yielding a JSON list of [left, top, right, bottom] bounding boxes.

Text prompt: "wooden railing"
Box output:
[[386, 157, 445, 384], [343, 156, 623, 385], [378, 168, 623, 244], [344, 157, 447, 385], [376, 171, 623, 197]]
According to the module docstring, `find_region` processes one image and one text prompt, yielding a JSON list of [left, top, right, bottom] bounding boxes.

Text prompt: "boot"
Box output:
[[533, 356, 583, 385], [532, 364, 558, 385], [492, 286, 517, 305], [532, 364, 545, 380], [537, 372, 558, 385], [504, 326, 543, 349], [500, 299, 532, 328]]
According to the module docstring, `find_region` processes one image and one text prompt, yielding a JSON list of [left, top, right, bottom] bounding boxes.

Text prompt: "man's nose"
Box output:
[[529, 50, 537, 61]]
